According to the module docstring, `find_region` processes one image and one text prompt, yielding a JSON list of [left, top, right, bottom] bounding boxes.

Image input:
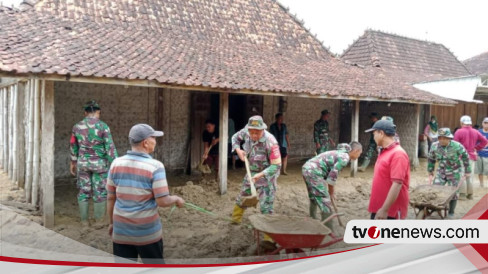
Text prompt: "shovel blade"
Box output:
[[241, 195, 259, 207]]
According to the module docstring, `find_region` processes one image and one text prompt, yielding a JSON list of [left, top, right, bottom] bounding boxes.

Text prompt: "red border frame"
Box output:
[[0, 244, 379, 267]]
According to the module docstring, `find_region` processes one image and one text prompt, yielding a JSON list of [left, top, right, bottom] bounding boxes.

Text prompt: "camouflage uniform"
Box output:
[[364, 122, 378, 161], [232, 122, 281, 214], [70, 116, 118, 203], [303, 145, 351, 214], [314, 119, 331, 154], [428, 140, 470, 200]]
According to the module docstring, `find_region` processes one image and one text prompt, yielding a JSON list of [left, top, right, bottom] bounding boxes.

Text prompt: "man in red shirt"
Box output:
[[454, 115, 488, 200], [366, 120, 410, 220]]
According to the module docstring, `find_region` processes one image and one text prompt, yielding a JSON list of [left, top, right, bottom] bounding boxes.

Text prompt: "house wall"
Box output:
[[263, 96, 341, 158], [54, 82, 190, 178], [431, 103, 488, 132], [359, 102, 419, 164]]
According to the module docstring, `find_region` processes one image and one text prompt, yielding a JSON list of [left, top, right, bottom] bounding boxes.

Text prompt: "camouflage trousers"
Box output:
[[302, 168, 332, 214], [364, 141, 377, 160], [433, 171, 462, 200], [316, 138, 331, 154], [236, 172, 277, 214], [77, 169, 108, 203]]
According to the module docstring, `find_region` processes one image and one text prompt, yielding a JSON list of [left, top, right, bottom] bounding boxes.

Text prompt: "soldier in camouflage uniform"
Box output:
[[359, 113, 379, 172], [428, 128, 470, 218], [70, 100, 118, 226], [303, 142, 362, 230], [231, 116, 281, 249], [314, 109, 336, 154]]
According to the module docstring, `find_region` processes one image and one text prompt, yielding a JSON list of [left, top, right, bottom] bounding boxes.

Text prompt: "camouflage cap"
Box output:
[[83, 100, 100, 111], [337, 143, 352, 152], [438, 127, 454, 138], [247, 115, 267, 130], [321, 109, 330, 115]]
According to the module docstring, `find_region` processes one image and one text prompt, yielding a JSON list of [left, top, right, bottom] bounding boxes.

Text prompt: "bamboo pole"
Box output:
[[12, 84, 18, 182], [25, 80, 34, 203], [0, 87, 4, 169], [41, 80, 55, 228], [32, 80, 41, 206], [16, 81, 26, 188], [2, 88, 7, 171], [8, 86, 14, 178]]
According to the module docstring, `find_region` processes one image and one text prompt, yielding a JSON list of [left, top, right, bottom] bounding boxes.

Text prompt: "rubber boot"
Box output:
[[260, 233, 277, 252], [231, 204, 244, 224], [309, 201, 318, 219], [93, 201, 107, 229], [78, 201, 89, 227], [358, 159, 370, 172], [448, 200, 457, 218], [321, 211, 334, 232]]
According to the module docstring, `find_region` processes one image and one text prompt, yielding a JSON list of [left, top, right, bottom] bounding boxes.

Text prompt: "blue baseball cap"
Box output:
[[365, 120, 396, 135]]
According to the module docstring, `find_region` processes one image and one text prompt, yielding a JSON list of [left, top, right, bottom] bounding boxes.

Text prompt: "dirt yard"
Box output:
[[1, 158, 487, 263]]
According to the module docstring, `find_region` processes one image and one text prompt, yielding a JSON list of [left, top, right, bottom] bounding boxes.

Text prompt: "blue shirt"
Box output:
[[270, 123, 288, 148], [478, 129, 488, 158]]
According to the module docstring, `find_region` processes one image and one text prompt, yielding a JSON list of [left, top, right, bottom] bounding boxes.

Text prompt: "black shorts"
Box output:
[[113, 239, 164, 264], [280, 146, 288, 157]]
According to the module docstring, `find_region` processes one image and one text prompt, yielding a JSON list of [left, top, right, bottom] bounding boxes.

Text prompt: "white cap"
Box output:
[[460, 115, 472, 125]]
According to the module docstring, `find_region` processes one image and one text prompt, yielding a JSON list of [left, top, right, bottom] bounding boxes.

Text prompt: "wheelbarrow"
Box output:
[[249, 214, 344, 258], [409, 183, 461, 219]]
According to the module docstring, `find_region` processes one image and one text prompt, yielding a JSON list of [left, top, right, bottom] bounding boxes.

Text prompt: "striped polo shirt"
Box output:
[[107, 151, 169, 246]]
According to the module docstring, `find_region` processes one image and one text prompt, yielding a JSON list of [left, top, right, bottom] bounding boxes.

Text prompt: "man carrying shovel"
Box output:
[[231, 116, 281, 250], [428, 128, 470, 218], [302, 142, 362, 230]]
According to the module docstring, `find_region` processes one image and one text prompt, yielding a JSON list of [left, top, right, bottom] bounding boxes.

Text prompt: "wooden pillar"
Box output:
[[25, 80, 34, 202], [412, 104, 421, 169], [350, 100, 359, 177], [12, 84, 18, 182], [8, 86, 13, 178], [2, 88, 8, 171], [0, 88, 4, 169], [32, 80, 41, 206], [16, 82, 26, 188], [218, 92, 229, 195], [41, 80, 55, 228]]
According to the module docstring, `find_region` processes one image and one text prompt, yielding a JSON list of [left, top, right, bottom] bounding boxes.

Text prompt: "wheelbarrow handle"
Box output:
[[321, 213, 345, 226]]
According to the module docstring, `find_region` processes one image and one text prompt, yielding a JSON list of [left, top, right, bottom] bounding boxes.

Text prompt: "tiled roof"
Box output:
[[0, 1, 454, 104], [342, 30, 472, 78], [464, 51, 488, 75]]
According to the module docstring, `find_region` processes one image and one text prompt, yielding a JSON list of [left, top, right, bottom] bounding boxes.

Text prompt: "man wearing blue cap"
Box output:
[[107, 124, 185, 263], [366, 119, 410, 220]]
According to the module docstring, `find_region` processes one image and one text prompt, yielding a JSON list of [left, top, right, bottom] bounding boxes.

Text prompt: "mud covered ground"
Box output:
[[1, 158, 487, 263]]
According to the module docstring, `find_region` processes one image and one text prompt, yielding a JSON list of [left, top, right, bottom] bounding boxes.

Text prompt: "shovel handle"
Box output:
[[331, 197, 345, 227], [244, 157, 257, 196]]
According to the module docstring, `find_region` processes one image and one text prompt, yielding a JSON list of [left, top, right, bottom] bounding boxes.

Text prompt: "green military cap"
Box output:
[[438, 127, 454, 138], [247, 115, 267, 130], [83, 100, 100, 111], [321, 109, 329, 115], [337, 143, 352, 152]]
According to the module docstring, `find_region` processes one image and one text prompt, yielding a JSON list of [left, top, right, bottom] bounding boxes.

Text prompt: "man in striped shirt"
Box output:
[[107, 124, 184, 264]]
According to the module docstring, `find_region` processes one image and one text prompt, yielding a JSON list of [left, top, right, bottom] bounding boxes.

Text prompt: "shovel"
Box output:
[[197, 144, 214, 174], [241, 157, 259, 207], [331, 196, 345, 227]]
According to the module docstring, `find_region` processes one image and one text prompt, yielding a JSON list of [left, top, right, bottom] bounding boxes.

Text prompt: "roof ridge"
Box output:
[[366, 29, 380, 67], [274, 0, 334, 59], [365, 29, 444, 47], [464, 51, 488, 62], [433, 43, 472, 75]]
